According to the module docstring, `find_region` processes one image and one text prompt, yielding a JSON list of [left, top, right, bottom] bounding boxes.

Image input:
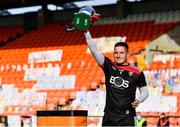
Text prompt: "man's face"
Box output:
[[114, 46, 128, 64]]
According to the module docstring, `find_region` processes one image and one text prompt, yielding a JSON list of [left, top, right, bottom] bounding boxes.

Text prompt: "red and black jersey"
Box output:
[[101, 57, 147, 114]]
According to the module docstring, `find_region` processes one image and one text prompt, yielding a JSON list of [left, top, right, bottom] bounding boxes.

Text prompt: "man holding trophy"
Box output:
[[67, 6, 149, 126]]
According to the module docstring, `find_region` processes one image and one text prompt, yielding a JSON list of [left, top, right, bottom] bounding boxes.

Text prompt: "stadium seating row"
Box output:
[[0, 25, 24, 44], [0, 17, 179, 117], [97, 10, 180, 24]]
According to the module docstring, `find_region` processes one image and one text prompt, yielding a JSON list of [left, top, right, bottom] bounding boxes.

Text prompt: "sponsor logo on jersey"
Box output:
[[110, 76, 129, 89]]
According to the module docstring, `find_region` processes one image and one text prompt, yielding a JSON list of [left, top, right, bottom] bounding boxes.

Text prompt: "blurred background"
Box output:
[[0, 0, 180, 126]]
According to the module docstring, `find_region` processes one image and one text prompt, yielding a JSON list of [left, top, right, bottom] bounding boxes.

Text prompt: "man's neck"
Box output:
[[115, 62, 129, 66]]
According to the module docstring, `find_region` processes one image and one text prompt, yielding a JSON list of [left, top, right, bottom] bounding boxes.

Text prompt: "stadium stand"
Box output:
[[0, 25, 24, 45], [0, 8, 180, 126], [96, 10, 180, 24]]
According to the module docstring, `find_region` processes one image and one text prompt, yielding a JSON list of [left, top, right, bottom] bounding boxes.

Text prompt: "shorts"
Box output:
[[102, 109, 136, 127]]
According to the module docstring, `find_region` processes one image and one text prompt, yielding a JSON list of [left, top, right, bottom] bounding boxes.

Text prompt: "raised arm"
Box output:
[[84, 31, 105, 65]]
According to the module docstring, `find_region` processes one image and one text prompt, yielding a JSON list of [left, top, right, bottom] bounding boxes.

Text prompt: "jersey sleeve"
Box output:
[[137, 72, 147, 88], [101, 57, 111, 72]]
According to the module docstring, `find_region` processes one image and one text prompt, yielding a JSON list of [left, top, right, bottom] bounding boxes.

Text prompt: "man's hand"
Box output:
[[131, 99, 140, 108], [90, 13, 100, 23]]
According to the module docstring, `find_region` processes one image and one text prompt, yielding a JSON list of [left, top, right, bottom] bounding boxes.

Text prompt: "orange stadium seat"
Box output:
[[169, 117, 178, 126], [146, 117, 159, 126]]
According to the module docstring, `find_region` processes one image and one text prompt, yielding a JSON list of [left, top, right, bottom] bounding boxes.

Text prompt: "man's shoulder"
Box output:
[[128, 64, 142, 75], [100, 56, 112, 69], [104, 56, 113, 64]]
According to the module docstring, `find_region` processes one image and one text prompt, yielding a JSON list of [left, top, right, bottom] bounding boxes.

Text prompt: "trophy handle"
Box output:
[[65, 25, 76, 32]]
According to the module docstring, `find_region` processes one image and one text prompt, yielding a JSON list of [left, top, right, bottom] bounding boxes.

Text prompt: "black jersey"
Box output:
[[101, 57, 147, 114]]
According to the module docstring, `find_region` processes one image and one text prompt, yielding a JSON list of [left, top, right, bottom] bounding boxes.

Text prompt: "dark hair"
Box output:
[[114, 42, 129, 52]]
